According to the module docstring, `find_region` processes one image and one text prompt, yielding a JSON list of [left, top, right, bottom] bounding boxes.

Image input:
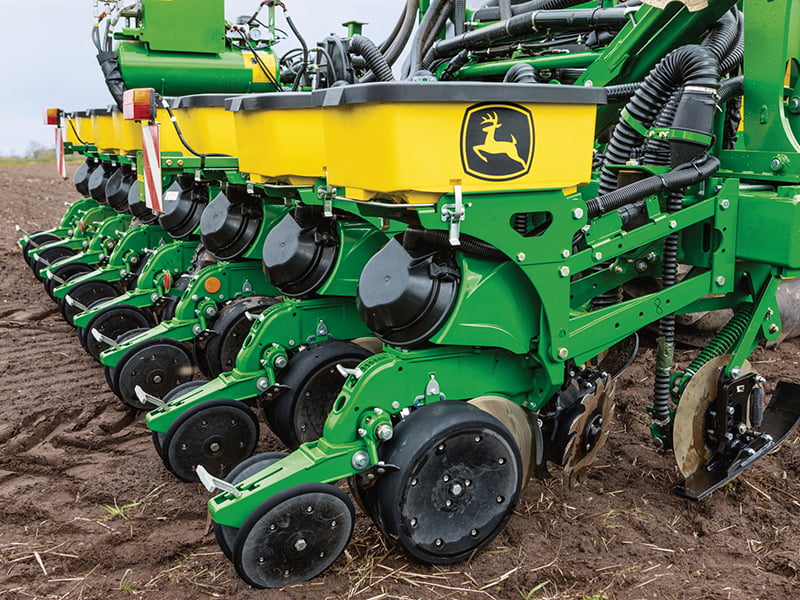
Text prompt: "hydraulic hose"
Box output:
[[283, 10, 309, 90], [350, 35, 394, 81], [403, 228, 507, 261], [423, 7, 632, 68], [472, 0, 587, 22], [586, 155, 720, 219], [718, 76, 744, 150], [598, 44, 720, 194], [408, 0, 452, 74], [605, 82, 641, 104]]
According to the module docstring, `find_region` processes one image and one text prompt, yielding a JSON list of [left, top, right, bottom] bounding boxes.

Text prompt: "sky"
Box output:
[[0, 0, 405, 156]]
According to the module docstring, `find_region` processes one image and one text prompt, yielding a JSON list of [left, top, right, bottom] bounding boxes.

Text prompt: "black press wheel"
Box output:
[[83, 305, 154, 361], [213, 451, 288, 560], [263, 341, 372, 450], [102, 327, 150, 394], [76, 297, 114, 349], [59, 279, 119, 326], [45, 261, 94, 302], [151, 379, 209, 458], [113, 337, 194, 410], [196, 296, 280, 378], [22, 231, 62, 269], [369, 401, 522, 564], [161, 398, 260, 482], [232, 483, 355, 588], [31, 244, 77, 281]]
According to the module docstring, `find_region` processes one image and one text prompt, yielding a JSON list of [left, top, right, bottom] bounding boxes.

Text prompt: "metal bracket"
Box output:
[[336, 364, 363, 380], [317, 184, 336, 217], [245, 310, 266, 323], [134, 385, 165, 408], [48, 271, 67, 286], [91, 328, 120, 350], [64, 294, 89, 313], [440, 185, 465, 246], [196, 465, 242, 497]]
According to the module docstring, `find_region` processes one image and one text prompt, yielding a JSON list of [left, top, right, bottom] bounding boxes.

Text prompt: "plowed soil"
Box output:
[[1, 163, 799, 600]]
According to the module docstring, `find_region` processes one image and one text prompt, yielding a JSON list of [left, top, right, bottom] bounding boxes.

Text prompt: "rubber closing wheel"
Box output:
[[60, 279, 119, 326], [196, 296, 279, 378], [161, 399, 260, 482], [103, 327, 150, 395], [45, 261, 94, 301], [232, 483, 354, 588], [33, 245, 77, 281], [83, 305, 154, 361], [264, 341, 372, 450], [113, 337, 194, 410], [213, 451, 288, 560], [151, 379, 209, 458], [23, 232, 61, 270], [370, 401, 522, 564]]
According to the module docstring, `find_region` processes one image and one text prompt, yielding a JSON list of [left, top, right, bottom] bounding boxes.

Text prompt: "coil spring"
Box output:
[[684, 302, 755, 377], [513, 213, 527, 235]]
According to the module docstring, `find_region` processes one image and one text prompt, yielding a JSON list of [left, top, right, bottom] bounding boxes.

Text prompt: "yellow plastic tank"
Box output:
[[90, 107, 117, 153], [315, 82, 606, 203], [166, 94, 239, 156], [226, 93, 324, 185], [73, 110, 95, 145]]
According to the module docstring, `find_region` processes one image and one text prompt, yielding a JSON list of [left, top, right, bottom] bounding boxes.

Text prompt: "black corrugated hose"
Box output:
[[350, 35, 394, 81], [598, 44, 720, 195], [404, 228, 507, 261]]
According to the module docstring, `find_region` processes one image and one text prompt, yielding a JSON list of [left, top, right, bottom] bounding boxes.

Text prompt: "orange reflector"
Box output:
[[44, 108, 61, 126], [204, 277, 222, 294], [163, 271, 172, 292], [123, 88, 157, 121]]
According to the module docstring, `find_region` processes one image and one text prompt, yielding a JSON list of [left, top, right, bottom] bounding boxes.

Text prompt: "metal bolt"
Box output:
[[351, 451, 369, 470], [192, 324, 202, 336], [730, 367, 741, 378], [151, 292, 159, 302], [715, 276, 726, 287], [450, 482, 463, 496], [376, 424, 393, 441], [273, 355, 288, 369], [612, 264, 623, 274], [738, 423, 748, 434], [210, 442, 220, 452], [516, 252, 526, 262], [572, 207, 584, 220], [727, 406, 735, 415], [593, 251, 603, 261], [771, 157, 784, 171], [646, 252, 658, 263], [557, 348, 569, 359], [256, 377, 270, 392], [288, 339, 296, 346], [635, 259, 649, 273], [719, 199, 730, 210], [443, 474, 450, 482], [561, 249, 570, 258], [769, 324, 780, 334], [204, 306, 217, 317], [559, 265, 570, 278], [357, 428, 367, 437], [669, 219, 678, 229], [391, 401, 400, 410], [293, 538, 307, 552], [724, 432, 734, 441], [191, 294, 199, 302], [153, 374, 162, 384], [765, 308, 774, 319]]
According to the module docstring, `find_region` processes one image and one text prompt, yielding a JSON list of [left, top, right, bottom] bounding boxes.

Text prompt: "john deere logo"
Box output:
[[461, 103, 534, 181]]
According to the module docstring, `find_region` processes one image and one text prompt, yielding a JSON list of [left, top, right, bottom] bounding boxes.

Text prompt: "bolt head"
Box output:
[[256, 377, 270, 391], [669, 219, 678, 229], [769, 323, 780, 334], [561, 249, 570, 259], [377, 424, 393, 441], [559, 265, 570, 278], [572, 207, 584, 220], [557, 347, 569, 360], [273, 355, 288, 369], [720, 199, 730, 210], [593, 251, 603, 261], [715, 276, 726, 287], [351, 451, 369, 470]]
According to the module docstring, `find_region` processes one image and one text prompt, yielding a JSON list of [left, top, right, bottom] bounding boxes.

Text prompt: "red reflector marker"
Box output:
[[123, 88, 157, 121], [44, 108, 61, 126]]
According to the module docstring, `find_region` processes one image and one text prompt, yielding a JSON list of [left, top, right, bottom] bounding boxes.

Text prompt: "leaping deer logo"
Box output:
[[472, 111, 528, 168]]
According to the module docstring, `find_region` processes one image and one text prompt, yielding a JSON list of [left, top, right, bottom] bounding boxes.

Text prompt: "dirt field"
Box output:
[[1, 163, 798, 600]]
